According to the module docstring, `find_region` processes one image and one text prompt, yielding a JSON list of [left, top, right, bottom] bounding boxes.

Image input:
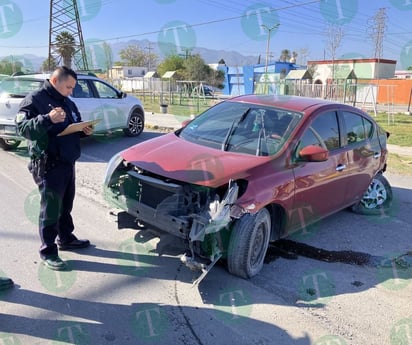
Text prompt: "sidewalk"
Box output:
[[145, 111, 191, 131], [144, 112, 412, 157]]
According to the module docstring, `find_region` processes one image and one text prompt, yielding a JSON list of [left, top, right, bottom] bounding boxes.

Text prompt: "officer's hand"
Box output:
[[82, 125, 93, 136], [49, 107, 66, 123]]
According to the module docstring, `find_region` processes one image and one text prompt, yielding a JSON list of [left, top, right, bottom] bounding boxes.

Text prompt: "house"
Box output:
[[109, 66, 147, 79], [307, 58, 397, 84]]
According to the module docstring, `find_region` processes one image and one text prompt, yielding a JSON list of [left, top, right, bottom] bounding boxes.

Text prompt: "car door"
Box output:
[[288, 110, 349, 236], [339, 110, 382, 206], [88, 79, 128, 130], [70, 79, 106, 131]]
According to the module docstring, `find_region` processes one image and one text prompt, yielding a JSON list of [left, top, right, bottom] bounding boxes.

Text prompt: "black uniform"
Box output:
[[16, 79, 84, 260]]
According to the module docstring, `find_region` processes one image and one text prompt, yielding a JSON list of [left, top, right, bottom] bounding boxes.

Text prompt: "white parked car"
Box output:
[[0, 73, 145, 150]]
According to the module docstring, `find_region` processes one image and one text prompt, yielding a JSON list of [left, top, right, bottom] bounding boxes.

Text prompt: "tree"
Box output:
[[119, 44, 157, 68], [156, 55, 185, 79], [55, 31, 76, 68], [183, 54, 211, 81], [0, 58, 22, 75], [324, 24, 344, 82], [279, 49, 291, 62], [42, 55, 57, 72]]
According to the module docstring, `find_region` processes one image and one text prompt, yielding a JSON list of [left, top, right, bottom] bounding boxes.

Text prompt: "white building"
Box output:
[[307, 58, 397, 84], [109, 66, 148, 79]]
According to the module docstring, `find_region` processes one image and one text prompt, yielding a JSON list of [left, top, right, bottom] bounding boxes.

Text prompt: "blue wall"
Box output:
[[219, 61, 298, 95]]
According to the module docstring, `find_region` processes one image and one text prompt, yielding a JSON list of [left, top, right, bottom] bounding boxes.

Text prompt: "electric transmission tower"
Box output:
[[48, 0, 88, 71], [368, 8, 387, 60]]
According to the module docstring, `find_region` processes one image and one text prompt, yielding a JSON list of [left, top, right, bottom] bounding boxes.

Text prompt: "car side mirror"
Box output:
[[299, 145, 329, 162]]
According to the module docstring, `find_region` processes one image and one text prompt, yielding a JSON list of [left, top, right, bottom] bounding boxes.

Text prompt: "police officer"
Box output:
[[16, 66, 93, 271]]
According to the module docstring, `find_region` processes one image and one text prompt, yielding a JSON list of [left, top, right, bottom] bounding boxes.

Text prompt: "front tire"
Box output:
[[351, 173, 393, 215], [123, 110, 144, 137], [227, 208, 271, 279], [0, 138, 21, 150]]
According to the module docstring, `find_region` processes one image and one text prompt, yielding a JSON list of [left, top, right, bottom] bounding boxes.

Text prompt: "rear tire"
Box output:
[[227, 208, 271, 278], [351, 173, 393, 215], [0, 138, 21, 150], [123, 110, 144, 137]]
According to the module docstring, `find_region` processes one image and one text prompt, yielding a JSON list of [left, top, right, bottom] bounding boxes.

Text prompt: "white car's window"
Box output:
[[72, 80, 92, 98], [91, 80, 118, 99]]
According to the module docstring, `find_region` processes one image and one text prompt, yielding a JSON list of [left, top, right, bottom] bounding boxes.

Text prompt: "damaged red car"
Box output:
[[103, 95, 392, 280]]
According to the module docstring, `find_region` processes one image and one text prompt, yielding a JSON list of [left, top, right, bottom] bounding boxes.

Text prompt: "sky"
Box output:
[[0, 0, 412, 70]]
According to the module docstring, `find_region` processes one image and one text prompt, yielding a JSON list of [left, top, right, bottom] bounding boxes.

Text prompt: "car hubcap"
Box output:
[[129, 115, 142, 134], [361, 178, 387, 209], [251, 224, 266, 267]]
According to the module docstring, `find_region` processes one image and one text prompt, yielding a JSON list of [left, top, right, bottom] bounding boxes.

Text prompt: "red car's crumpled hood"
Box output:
[[120, 133, 269, 187]]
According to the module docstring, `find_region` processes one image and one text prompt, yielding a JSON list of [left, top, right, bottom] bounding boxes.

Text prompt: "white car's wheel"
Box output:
[[123, 110, 144, 137], [0, 138, 21, 150]]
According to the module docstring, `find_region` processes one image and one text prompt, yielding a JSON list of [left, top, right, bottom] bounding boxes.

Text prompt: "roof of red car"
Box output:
[[228, 94, 340, 113]]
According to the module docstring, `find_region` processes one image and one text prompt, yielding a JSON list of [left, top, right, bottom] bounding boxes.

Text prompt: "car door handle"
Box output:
[[336, 164, 346, 172], [374, 152, 381, 159]]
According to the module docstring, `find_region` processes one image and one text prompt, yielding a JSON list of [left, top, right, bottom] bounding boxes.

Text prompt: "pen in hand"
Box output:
[[48, 104, 66, 123]]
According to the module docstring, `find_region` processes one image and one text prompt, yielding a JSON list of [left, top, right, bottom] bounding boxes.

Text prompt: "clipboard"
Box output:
[[57, 119, 100, 136]]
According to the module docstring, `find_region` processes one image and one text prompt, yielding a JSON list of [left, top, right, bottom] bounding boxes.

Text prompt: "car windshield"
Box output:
[[179, 101, 303, 156], [0, 77, 44, 97]]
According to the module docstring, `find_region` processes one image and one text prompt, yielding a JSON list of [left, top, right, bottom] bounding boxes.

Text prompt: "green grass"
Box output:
[[370, 112, 412, 147], [134, 92, 215, 116]]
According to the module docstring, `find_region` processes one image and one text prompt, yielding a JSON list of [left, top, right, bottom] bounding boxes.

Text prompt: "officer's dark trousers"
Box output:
[[32, 161, 77, 259]]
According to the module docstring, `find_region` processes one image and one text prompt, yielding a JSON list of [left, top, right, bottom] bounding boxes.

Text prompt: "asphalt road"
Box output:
[[0, 131, 411, 345]]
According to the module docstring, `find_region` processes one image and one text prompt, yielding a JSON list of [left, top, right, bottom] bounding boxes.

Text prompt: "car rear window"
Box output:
[[0, 78, 43, 96]]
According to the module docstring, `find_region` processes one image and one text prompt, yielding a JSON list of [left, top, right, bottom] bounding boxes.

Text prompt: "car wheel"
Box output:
[[351, 173, 393, 215], [0, 138, 21, 150], [123, 110, 144, 137], [227, 208, 271, 278]]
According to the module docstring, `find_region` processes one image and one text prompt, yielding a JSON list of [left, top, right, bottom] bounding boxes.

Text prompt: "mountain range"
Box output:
[[3, 39, 260, 72]]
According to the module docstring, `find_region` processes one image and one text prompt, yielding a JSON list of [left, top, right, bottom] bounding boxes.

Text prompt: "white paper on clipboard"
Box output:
[[57, 119, 100, 136]]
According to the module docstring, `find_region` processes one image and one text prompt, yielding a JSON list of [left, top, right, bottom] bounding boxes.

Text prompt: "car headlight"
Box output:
[[103, 151, 125, 186]]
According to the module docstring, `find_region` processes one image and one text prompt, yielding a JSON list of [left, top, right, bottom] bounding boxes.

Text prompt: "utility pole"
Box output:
[[48, 0, 88, 71], [145, 42, 153, 71], [261, 24, 280, 94]]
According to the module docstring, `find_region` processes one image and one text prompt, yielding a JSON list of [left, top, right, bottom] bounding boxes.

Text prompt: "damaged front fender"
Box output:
[[188, 180, 241, 242]]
